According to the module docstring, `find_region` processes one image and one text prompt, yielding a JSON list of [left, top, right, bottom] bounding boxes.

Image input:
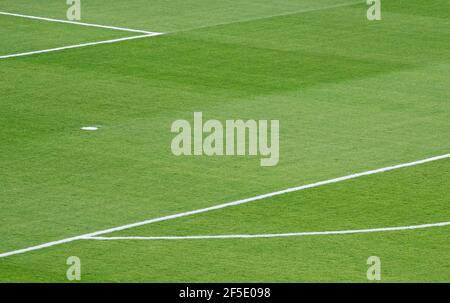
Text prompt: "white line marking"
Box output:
[[0, 33, 163, 59], [0, 11, 157, 34], [85, 222, 450, 240], [0, 2, 362, 60], [0, 153, 449, 258]]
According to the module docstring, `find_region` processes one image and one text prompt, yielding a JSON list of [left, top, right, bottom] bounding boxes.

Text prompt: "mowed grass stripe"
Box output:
[[0, 0, 449, 282], [0, 0, 363, 32], [1, 2, 449, 253], [0, 157, 448, 281]]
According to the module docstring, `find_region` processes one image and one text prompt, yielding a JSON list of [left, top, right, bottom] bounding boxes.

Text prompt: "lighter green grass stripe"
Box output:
[[0, 1, 363, 59], [170, 1, 365, 34]]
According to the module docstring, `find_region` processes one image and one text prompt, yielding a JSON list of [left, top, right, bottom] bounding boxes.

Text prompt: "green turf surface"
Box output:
[[0, 0, 449, 282], [1, 0, 360, 32]]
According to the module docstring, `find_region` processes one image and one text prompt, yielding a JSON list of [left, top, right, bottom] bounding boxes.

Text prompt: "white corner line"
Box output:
[[0, 33, 163, 59], [84, 222, 450, 240], [0, 153, 449, 258], [0, 11, 157, 34]]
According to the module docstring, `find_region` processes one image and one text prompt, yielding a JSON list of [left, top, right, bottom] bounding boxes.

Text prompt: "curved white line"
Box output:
[[85, 222, 450, 240]]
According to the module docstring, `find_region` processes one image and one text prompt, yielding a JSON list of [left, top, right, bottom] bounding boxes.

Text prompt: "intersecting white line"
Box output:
[[85, 222, 450, 240], [0, 11, 164, 59], [0, 153, 449, 258], [0, 1, 363, 59], [171, 1, 364, 34], [0, 11, 157, 34]]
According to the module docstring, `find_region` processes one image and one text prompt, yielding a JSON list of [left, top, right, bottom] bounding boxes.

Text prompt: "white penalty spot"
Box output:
[[81, 126, 99, 131]]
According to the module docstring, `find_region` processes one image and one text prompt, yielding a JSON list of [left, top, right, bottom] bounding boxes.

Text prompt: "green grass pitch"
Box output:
[[0, 0, 449, 282]]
